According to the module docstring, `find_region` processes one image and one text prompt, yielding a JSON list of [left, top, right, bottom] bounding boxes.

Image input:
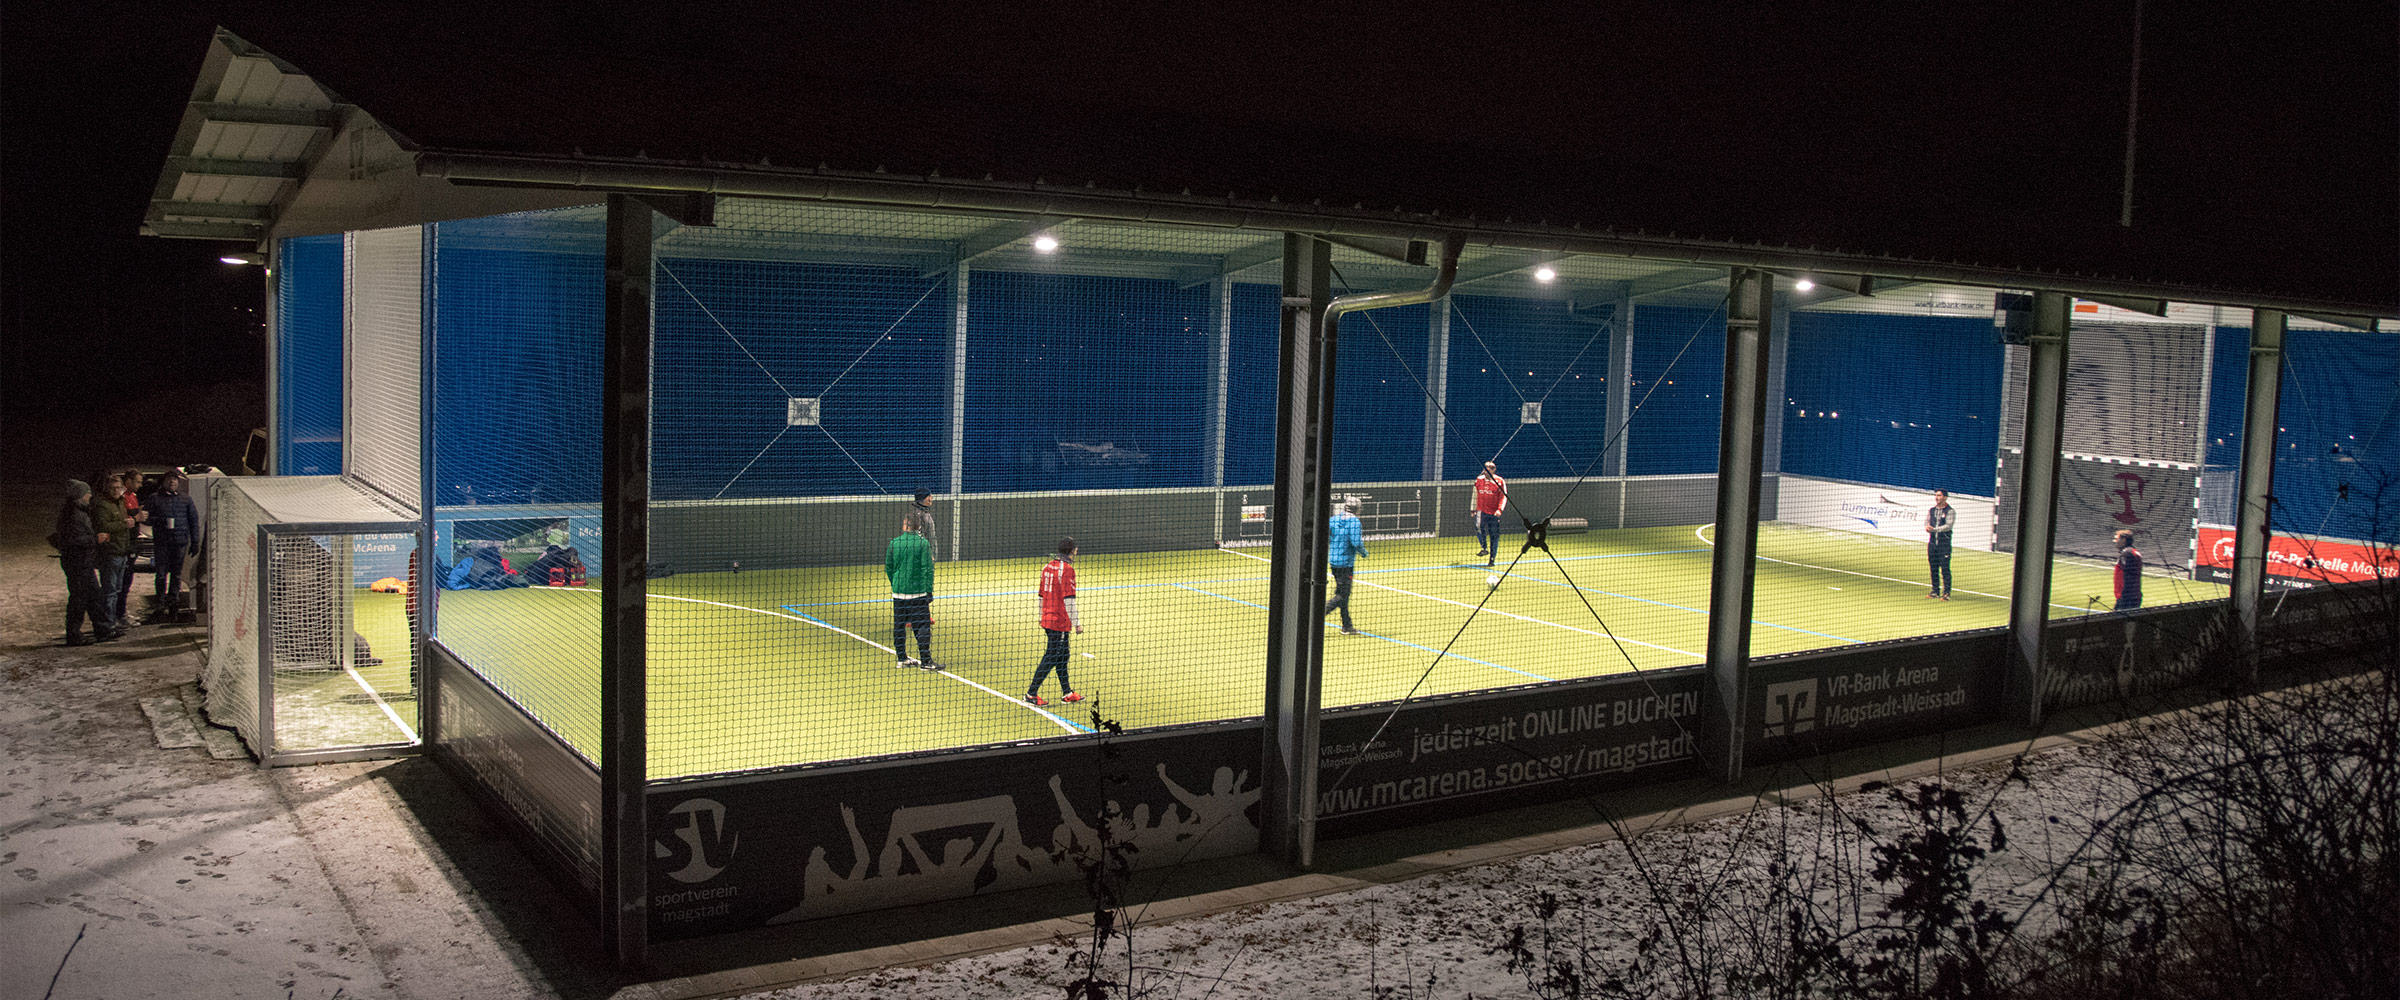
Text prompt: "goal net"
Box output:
[[203, 476, 421, 763]]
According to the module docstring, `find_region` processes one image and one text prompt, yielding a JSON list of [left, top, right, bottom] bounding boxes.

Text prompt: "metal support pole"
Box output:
[[1605, 296, 1634, 480], [2230, 310, 2285, 679], [1700, 268, 1774, 782], [1422, 297, 1451, 480], [948, 261, 971, 559], [1209, 275, 1233, 543], [1262, 234, 1333, 868], [1761, 297, 1789, 484], [2004, 292, 2073, 727], [600, 194, 653, 969], [265, 239, 282, 475]]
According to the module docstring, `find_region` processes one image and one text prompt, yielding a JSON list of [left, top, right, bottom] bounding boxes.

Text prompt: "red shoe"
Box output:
[[1025, 694, 1049, 707], [1061, 692, 1084, 703]]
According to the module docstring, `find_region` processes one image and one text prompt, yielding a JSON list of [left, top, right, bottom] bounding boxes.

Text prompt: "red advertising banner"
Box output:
[[2196, 527, 2398, 586]]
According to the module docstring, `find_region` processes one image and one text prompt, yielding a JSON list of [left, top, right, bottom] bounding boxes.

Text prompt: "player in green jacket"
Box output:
[[885, 511, 938, 670]]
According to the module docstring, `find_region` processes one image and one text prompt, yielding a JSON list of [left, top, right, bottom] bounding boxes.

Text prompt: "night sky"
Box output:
[[4, 2, 2393, 469]]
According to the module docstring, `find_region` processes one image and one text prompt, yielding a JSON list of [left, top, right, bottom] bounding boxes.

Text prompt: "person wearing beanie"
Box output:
[[910, 488, 941, 562], [50, 480, 115, 645]]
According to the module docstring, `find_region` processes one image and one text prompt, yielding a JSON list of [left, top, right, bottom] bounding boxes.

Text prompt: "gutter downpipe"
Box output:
[[1267, 234, 1462, 870]]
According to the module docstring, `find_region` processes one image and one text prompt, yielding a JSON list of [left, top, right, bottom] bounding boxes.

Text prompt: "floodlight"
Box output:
[[220, 251, 265, 265], [1534, 266, 1557, 283], [1794, 277, 1816, 292], [1033, 236, 1060, 253]]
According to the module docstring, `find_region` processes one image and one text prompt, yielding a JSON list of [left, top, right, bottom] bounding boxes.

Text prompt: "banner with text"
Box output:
[[1774, 476, 1997, 552], [1314, 673, 1706, 838], [1747, 630, 2003, 767], [2193, 526, 2398, 589]]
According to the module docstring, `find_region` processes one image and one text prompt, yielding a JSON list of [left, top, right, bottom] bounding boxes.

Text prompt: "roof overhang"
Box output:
[[417, 150, 2398, 322], [141, 29, 347, 246]]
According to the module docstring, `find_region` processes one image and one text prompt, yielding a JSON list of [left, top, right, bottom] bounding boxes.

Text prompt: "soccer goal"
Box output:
[[203, 476, 422, 765]]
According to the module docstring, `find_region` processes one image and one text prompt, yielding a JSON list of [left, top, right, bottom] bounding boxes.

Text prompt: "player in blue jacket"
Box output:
[[1324, 497, 1368, 635]]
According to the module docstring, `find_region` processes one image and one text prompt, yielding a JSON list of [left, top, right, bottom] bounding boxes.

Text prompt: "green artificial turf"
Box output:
[[268, 590, 419, 754], [416, 522, 2226, 778]]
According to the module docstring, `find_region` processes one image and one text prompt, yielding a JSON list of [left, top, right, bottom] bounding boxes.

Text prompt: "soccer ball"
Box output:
[[1486, 574, 1502, 589]]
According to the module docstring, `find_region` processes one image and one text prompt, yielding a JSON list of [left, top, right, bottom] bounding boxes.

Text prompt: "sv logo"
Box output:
[[655, 798, 738, 884]]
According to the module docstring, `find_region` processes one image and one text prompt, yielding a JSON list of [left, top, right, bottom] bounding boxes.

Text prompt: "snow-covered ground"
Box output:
[[762, 740, 2139, 999]]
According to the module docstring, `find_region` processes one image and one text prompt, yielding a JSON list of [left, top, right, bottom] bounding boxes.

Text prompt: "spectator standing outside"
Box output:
[[53, 480, 116, 645], [912, 488, 941, 561], [147, 470, 201, 623], [1473, 460, 1509, 567], [1325, 497, 1368, 635], [1025, 537, 1085, 707], [885, 512, 939, 670], [113, 470, 147, 623], [1924, 489, 1955, 600], [2113, 529, 2144, 611], [90, 474, 137, 632]]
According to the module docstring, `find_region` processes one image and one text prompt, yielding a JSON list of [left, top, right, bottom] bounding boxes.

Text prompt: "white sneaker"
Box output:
[[898, 657, 921, 668]]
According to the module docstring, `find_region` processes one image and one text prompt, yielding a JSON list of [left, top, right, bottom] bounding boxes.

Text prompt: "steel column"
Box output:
[[948, 261, 971, 559], [2004, 291, 2073, 727], [1422, 297, 1451, 480], [1700, 268, 1775, 781], [1262, 234, 1334, 867], [2230, 309, 2285, 677], [1209, 275, 1233, 543], [1605, 296, 1634, 480], [599, 194, 653, 968]]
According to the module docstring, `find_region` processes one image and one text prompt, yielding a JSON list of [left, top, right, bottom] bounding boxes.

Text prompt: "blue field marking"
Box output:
[[1169, 584, 1555, 684], [1496, 574, 1863, 645]]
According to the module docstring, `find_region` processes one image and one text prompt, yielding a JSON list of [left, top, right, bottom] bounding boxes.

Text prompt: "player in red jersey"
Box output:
[[1473, 460, 1509, 568], [1025, 537, 1086, 707]]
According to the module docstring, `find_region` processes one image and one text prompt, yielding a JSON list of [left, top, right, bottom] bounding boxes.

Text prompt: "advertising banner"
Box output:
[[1774, 476, 1997, 552], [2041, 603, 2230, 711], [1313, 673, 1706, 838], [2192, 526, 2398, 589], [1747, 630, 2004, 767], [646, 722, 1263, 940], [429, 646, 601, 907]]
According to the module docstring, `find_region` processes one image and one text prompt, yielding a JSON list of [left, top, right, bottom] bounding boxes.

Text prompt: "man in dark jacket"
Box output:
[[146, 471, 201, 623], [90, 475, 136, 633], [53, 480, 116, 645]]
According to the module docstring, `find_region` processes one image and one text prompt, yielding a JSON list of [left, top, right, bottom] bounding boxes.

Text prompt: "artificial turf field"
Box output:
[[407, 522, 2227, 778]]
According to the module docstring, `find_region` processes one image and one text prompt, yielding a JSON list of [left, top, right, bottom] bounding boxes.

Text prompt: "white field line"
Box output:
[[1695, 524, 2091, 613], [527, 588, 1079, 734], [1217, 547, 1702, 659], [343, 664, 419, 743]]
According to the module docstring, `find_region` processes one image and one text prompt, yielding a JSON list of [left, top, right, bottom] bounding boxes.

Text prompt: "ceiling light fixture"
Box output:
[[1033, 236, 1060, 253]]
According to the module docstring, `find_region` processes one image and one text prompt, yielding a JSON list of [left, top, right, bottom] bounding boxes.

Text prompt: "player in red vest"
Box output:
[[1473, 460, 1509, 568], [2113, 529, 2144, 611], [1025, 537, 1086, 707]]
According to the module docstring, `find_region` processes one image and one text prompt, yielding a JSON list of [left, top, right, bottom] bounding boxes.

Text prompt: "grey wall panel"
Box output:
[[957, 490, 1218, 561]]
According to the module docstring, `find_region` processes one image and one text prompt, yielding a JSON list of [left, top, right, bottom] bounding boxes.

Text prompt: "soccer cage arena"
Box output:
[[223, 197, 2400, 780]]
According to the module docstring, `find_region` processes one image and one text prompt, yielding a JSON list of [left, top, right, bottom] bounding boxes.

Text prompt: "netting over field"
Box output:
[[383, 201, 2396, 780]]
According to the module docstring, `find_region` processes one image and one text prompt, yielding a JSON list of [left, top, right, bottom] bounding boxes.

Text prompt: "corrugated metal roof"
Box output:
[[142, 36, 341, 243]]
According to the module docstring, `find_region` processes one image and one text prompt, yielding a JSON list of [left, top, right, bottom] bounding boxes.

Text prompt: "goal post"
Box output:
[[203, 477, 423, 765]]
